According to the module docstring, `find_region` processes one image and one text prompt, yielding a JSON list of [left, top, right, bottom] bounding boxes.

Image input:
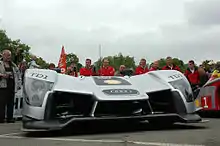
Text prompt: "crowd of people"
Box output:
[[0, 49, 41, 123], [0, 48, 219, 123], [49, 57, 213, 89]]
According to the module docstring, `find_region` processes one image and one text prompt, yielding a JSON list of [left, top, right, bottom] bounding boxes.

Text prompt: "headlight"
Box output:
[[169, 79, 194, 102], [24, 78, 54, 107]]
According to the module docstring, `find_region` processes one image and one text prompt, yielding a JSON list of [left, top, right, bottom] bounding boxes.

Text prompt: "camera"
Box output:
[[73, 66, 77, 72], [120, 69, 133, 76], [93, 66, 96, 72]]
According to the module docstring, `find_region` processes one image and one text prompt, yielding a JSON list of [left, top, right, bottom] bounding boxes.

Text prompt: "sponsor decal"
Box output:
[[195, 98, 200, 108], [103, 89, 139, 95], [93, 76, 131, 85], [31, 73, 48, 79], [201, 96, 212, 108], [168, 74, 182, 80], [104, 80, 121, 84]]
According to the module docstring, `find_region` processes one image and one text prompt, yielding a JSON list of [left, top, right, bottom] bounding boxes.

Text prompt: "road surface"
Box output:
[[0, 117, 219, 146]]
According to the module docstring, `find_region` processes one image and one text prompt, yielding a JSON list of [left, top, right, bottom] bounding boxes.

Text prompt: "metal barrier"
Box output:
[[14, 87, 23, 119]]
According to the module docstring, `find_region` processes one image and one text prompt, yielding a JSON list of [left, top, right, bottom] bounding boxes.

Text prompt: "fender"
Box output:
[[148, 70, 189, 84], [24, 69, 58, 83]]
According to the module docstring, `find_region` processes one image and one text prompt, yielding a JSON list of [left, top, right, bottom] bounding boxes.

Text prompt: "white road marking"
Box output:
[[0, 132, 22, 137], [200, 120, 209, 123], [0, 134, 205, 146]]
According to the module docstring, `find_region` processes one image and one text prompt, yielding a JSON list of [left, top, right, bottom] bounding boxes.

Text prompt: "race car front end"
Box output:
[[22, 69, 203, 132]]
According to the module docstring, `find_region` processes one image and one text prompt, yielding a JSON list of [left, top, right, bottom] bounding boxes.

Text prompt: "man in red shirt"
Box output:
[[135, 58, 149, 75], [80, 59, 96, 76], [98, 58, 115, 76], [162, 57, 181, 72], [184, 60, 200, 88], [149, 60, 160, 71]]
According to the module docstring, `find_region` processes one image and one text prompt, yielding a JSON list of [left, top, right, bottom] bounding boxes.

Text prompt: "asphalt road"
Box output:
[[0, 116, 219, 146]]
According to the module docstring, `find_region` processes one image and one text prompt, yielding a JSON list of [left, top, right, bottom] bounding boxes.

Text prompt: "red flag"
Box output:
[[58, 46, 67, 74]]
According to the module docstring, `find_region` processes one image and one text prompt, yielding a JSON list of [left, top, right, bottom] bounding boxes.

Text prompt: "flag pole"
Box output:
[[99, 44, 102, 69]]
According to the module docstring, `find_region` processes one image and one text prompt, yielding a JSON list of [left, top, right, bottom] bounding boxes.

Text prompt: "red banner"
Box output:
[[58, 46, 67, 74]]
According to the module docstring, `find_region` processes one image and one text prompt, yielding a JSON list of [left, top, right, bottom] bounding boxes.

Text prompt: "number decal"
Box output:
[[31, 73, 48, 79], [168, 74, 182, 80], [203, 97, 208, 108]]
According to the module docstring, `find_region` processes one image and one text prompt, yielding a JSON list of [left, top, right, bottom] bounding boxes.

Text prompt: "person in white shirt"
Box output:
[[29, 55, 40, 69]]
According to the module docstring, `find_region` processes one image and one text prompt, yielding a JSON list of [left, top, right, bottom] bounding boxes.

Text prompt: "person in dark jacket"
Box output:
[[184, 60, 200, 88], [198, 67, 209, 87], [14, 48, 24, 66], [115, 65, 126, 76], [19, 61, 27, 85], [0, 50, 21, 123]]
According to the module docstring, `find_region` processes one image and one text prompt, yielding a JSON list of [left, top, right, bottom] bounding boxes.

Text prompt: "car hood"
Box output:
[[53, 74, 171, 101]]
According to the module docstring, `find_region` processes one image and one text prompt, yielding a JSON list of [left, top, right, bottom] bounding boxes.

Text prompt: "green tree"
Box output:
[[201, 60, 214, 71], [0, 29, 49, 68], [158, 58, 166, 68], [66, 53, 82, 70], [36, 57, 49, 69], [94, 53, 136, 71]]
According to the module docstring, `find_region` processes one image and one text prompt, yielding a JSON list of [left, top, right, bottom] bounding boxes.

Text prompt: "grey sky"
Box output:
[[0, 0, 219, 65]]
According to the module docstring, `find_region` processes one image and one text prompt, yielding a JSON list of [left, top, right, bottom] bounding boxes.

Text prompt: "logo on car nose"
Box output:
[[103, 89, 139, 95]]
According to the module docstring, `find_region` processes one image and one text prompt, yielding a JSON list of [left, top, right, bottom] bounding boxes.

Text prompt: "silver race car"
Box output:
[[22, 69, 203, 131]]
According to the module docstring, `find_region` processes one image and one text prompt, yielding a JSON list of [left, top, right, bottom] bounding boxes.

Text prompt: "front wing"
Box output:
[[22, 113, 201, 131], [22, 89, 202, 131]]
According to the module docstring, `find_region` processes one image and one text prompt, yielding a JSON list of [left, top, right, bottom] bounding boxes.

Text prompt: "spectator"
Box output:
[[14, 48, 24, 66], [19, 61, 27, 85], [49, 63, 56, 70], [0, 50, 21, 123], [162, 57, 181, 72], [198, 67, 209, 87], [80, 59, 96, 76], [209, 62, 220, 80], [29, 55, 40, 69], [135, 58, 149, 75], [208, 61, 215, 73], [98, 58, 115, 76], [115, 65, 126, 76], [67, 62, 78, 77], [184, 60, 200, 88], [149, 60, 160, 71]]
